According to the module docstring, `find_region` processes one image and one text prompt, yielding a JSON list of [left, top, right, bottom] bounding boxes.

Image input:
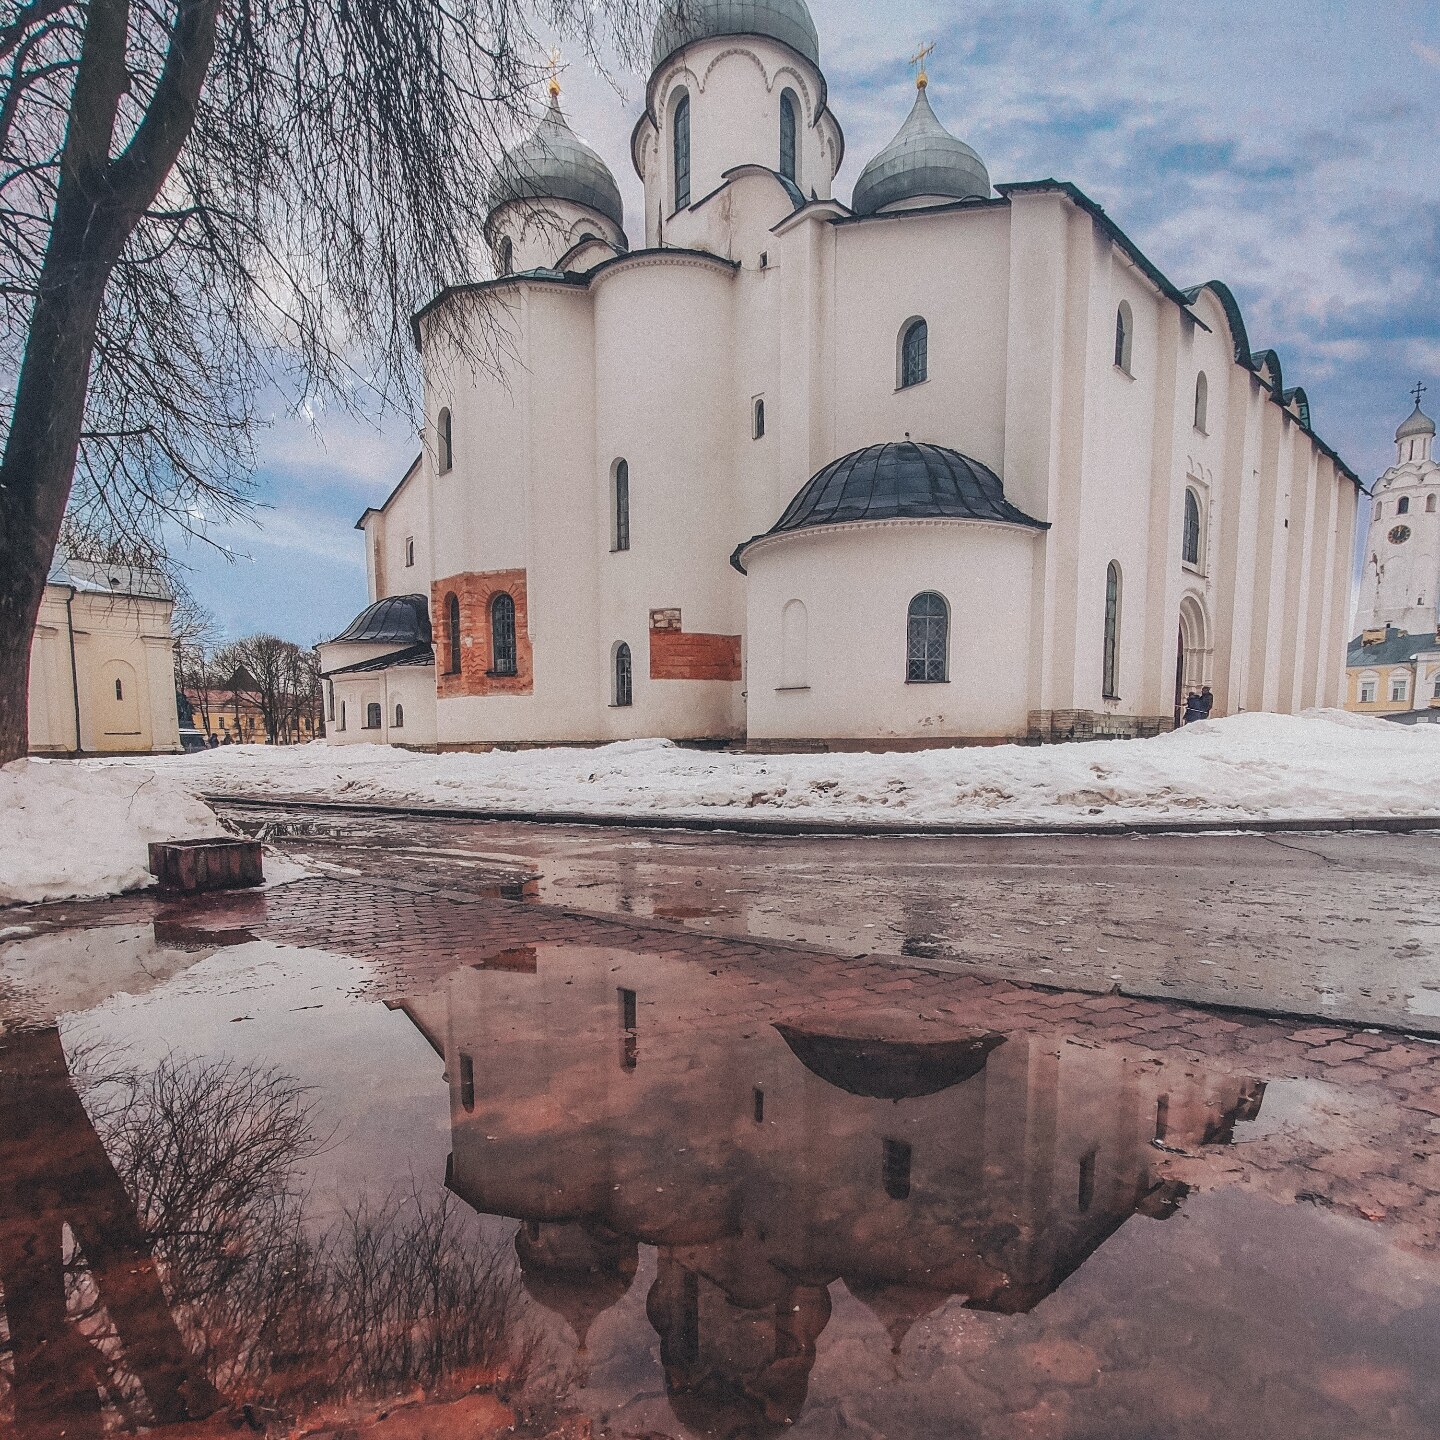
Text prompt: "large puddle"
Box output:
[[2, 923, 1438, 1438]]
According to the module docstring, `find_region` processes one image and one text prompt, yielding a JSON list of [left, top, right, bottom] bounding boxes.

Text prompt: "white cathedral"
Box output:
[[320, 0, 1361, 752]]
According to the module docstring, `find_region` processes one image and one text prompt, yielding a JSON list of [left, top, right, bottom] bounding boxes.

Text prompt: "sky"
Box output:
[[177, 0, 1440, 645]]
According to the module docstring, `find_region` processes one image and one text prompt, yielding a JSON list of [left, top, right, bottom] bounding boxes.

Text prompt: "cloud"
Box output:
[[1414, 40, 1440, 69]]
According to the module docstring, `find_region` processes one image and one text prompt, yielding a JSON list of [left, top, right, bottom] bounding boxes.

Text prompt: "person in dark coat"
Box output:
[[1198, 686, 1215, 719], [1182, 691, 1206, 725]]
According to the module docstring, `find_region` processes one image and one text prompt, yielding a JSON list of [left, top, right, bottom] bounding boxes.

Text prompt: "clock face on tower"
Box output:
[[1390, 525, 1412, 545]]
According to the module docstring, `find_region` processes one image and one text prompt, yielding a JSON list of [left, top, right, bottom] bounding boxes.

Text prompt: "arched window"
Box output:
[[445, 592, 462, 674], [899, 318, 928, 389], [114, 677, 124, 701], [613, 459, 631, 552], [394, 703, 404, 728], [438, 407, 453, 473], [1103, 562, 1122, 699], [673, 91, 691, 210], [613, 642, 633, 707], [1398, 496, 1411, 515], [490, 592, 517, 676], [1429, 495, 1438, 514], [780, 599, 808, 688], [458, 1053, 475, 1112], [906, 592, 948, 683], [1374, 502, 1383, 522], [882, 1139, 912, 1202], [365, 702, 382, 730], [339, 701, 347, 731], [1194, 372, 1209, 432], [780, 90, 799, 184], [1183, 489, 1202, 567], [753, 398, 766, 439], [1114, 301, 1133, 373], [498, 236, 514, 276]]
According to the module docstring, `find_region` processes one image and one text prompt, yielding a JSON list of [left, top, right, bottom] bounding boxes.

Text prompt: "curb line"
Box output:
[[205, 793, 1440, 840]]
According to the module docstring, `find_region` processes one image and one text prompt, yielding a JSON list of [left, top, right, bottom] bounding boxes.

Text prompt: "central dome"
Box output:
[[852, 86, 990, 216], [486, 96, 625, 233], [652, 0, 821, 72], [731, 441, 1047, 571]]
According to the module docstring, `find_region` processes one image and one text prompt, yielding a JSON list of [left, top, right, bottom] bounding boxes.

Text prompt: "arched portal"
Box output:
[[1175, 595, 1212, 724]]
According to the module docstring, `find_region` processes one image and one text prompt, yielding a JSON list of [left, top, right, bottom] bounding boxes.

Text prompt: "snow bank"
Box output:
[[0, 758, 226, 906], [91, 710, 1440, 830]]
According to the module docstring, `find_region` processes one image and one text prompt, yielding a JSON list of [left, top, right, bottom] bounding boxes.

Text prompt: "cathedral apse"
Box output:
[[404, 943, 1267, 1436]]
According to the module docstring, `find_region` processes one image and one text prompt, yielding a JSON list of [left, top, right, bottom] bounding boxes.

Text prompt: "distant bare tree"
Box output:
[[0, 0, 659, 763], [216, 633, 320, 743]]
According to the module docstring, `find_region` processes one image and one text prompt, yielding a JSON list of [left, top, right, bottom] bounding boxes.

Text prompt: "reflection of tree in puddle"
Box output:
[[416, 943, 1269, 1438], [0, 1029, 538, 1438]]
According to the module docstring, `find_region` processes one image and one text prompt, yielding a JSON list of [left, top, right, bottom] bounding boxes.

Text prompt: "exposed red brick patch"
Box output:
[[433, 570, 533, 699], [649, 621, 742, 682]]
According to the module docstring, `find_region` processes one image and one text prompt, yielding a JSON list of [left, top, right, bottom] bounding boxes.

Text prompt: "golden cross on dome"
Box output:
[[911, 41, 936, 90], [546, 48, 564, 100], [1413, 380, 1428, 409]]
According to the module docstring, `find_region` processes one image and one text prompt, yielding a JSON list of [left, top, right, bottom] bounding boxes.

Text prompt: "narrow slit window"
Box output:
[[1114, 302, 1133, 373], [114, 678, 124, 701], [673, 92, 691, 209], [394, 703, 404, 728], [753, 398, 766, 439], [459, 1053, 475, 1112], [446, 592, 462, 675], [614, 460, 630, 551], [490, 593, 517, 677], [753, 1087, 765, 1124], [438, 407, 453, 473], [1183, 490, 1202, 567], [1194, 372, 1209, 432], [614, 642, 633, 707], [883, 1139, 913, 1201], [780, 90, 799, 184], [1078, 1150, 1097, 1212], [1103, 563, 1122, 699]]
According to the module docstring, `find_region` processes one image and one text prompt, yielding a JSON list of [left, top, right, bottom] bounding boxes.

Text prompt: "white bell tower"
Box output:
[[1354, 385, 1440, 638]]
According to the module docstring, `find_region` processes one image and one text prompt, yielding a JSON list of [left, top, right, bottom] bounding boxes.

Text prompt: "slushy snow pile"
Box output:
[[0, 758, 225, 905], [95, 708, 1440, 829]]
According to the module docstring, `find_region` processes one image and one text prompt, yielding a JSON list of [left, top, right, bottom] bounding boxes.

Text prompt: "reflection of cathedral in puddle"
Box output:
[[401, 946, 1265, 1436]]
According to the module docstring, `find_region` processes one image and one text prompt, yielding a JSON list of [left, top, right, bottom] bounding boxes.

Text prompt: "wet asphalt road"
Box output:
[[218, 806, 1440, 1035]]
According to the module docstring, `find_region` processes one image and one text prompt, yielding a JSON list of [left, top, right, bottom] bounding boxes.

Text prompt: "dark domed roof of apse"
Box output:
[[732, 441, 1046, 571], [652, 0, 821, 72], [1397, 401, 1436, 442], [852, 86, 990, 215], [487, 96, 626, 234], [775, 1025, 1007, 1101], [329, 594, 431, 646]]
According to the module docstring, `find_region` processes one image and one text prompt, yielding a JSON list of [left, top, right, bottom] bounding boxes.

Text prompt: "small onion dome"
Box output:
[[852, 86, 990, 215], [1397, 401, 1436, 443], [731, 441, 1046, 572], [486, 95, 625, 233], [652, 0, 821, 72], [328, 593, 431, 646]]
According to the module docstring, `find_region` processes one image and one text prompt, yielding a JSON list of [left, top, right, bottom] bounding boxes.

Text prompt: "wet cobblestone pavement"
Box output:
[[3, 862, 1440, 1438]]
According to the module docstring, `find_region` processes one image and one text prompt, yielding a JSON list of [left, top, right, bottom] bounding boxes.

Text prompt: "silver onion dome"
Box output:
[[486, 95, 625, 233], [652, 0, 821, 72], [1397, 401, 1436, 443], [852, 85, 990, 216]]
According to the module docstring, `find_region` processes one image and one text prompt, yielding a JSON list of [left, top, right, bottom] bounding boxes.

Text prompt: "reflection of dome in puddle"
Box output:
[[775, 1024, 1006, 1100], [845, 1278, 950, 1354], [647, 1257, 831, 1439], [514, 1221, 638, 1352]]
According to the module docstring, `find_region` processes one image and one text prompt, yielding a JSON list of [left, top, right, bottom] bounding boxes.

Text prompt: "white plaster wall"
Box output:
[[365, 466, 433, 606], [27, 590, 78, 752], [329, 665, 437, 748], [743, 520, 1039, 741]]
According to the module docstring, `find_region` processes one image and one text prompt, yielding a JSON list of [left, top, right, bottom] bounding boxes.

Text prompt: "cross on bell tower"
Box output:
[[1413, 381, 1428, 410]]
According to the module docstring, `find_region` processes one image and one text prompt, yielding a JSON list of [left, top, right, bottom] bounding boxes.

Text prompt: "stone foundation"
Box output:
[[1027, 710, 1175, 744]]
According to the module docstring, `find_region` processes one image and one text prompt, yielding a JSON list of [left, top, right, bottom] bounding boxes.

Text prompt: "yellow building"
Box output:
[[28, 561, 181, 756], [1346, 626, 1440, 726]]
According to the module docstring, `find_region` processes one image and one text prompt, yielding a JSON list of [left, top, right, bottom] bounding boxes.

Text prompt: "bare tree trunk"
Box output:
[[0, 0, 221, 763]]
